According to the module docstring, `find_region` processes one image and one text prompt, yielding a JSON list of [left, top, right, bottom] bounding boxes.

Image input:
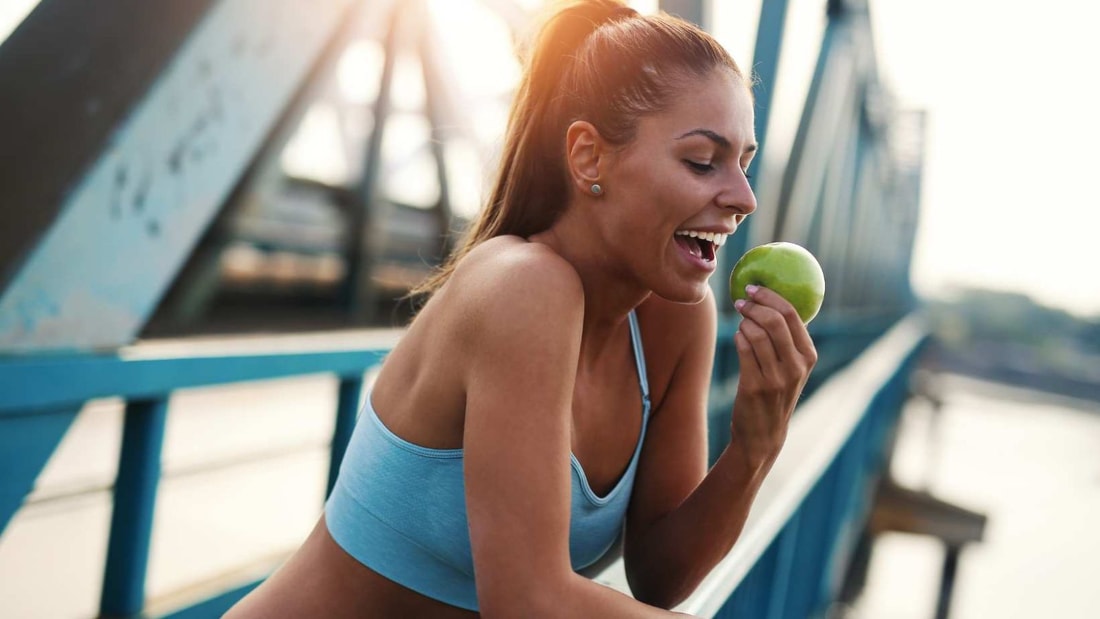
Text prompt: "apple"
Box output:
[[729, 242, 825, 324]]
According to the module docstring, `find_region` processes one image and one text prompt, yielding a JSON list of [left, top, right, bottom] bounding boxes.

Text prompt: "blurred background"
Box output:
[[0, 0, 1097, 617]]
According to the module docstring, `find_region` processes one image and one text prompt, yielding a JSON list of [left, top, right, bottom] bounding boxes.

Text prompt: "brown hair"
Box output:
[[412, 0, 744, 297]]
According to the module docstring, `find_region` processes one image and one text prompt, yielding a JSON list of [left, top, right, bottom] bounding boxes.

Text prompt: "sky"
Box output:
[[869, 0, 1100, 317], [3, 0, 1098, 317]]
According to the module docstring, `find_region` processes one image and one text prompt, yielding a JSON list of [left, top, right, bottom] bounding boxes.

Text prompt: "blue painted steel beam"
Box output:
[[747, 0, 792, 193], [765, 514, 800, 619], [838, 132, 874, 307], [817, 98, 868, 311], [0, 0, 374, 354], [101, 398, 169, 617], [328, 377, 364, 496], [0, 0, 217, 293], [810, 79, 863, 253], [0, 347, 388, 415], [777, 29, 861, 245], [718, 538, 779, 618], [771, 11, 841, 243], [817, 425, 868, 603], [843, 136, 885, 307], [0, 408, 79, 535]]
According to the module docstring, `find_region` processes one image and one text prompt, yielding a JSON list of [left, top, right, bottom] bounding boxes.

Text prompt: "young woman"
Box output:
[[228, 1, 816, 616]]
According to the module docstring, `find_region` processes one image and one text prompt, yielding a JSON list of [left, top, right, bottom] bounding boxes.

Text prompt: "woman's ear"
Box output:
[[565, 121, 606, 196]]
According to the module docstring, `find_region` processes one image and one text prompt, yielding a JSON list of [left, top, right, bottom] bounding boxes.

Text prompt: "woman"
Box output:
[[228, 1, 816, 616]]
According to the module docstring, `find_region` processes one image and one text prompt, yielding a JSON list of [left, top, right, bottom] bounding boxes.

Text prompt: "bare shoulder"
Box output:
[[373, 236, 583, 442], [452, 236, 583, 296], [441, 236, 585, 343]]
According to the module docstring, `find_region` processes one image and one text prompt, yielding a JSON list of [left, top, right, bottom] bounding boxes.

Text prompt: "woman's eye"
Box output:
[[742, 169, 753, 180], [685, 160, 714, 174]]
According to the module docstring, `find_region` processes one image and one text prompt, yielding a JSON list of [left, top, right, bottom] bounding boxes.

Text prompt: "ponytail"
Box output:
[[411, 0, 741, 299]]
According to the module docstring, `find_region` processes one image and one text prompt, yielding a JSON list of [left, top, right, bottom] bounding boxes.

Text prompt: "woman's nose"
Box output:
[[719, 172, 757, 217]]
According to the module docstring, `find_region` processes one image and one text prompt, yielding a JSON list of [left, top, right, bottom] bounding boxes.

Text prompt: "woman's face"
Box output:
[[601, 69, 757, 304]]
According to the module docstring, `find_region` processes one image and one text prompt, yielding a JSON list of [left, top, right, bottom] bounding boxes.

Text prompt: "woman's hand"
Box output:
[[731, 284, 818, 471]]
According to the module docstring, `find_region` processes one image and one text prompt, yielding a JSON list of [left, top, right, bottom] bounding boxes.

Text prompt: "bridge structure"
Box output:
[[0, 1, 939, 617]]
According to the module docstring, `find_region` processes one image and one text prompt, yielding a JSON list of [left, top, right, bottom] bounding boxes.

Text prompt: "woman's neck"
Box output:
[[528, 205, 650, 357]]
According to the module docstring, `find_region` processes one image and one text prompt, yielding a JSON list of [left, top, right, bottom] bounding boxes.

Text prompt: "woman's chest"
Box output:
[[569, 356, 647, 498]]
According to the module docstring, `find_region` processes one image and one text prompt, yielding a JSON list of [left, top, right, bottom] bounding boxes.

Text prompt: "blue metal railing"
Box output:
[[0, 332, 394, 617], [676, 314, 927, 617]]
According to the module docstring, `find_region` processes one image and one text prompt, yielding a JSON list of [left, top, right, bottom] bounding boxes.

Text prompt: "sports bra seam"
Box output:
[[367, 397, 465, 459], [628, 310, 651, 404], [573, 311, 652, 506], [571, 454, 625, 506]]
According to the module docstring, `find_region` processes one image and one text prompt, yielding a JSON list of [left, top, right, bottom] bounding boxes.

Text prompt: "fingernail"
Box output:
[[734, 299, 746, 311], [746, 284, 759, 295]]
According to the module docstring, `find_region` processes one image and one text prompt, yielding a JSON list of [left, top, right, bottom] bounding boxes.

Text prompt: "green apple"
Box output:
[[729, 242, 825, 324]]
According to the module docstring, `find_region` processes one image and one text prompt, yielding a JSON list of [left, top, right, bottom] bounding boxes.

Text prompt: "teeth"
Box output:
[[675, 230, 729, 247]]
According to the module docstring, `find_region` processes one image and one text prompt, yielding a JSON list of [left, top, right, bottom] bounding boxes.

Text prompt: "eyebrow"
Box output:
[[676, 129, 758, 154]]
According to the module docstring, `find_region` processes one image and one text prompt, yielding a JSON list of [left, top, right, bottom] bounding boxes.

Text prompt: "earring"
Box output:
[[590, 183, 603, 196]]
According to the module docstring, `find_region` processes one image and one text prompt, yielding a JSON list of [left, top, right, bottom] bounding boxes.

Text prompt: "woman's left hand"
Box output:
[[731, 284, 818, 471]]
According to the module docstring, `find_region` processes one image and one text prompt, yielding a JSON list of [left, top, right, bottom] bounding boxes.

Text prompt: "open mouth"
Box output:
[[674, 230, 727, 264]]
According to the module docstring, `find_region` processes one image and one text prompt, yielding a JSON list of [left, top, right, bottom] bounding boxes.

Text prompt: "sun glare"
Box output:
[[0, 0, 38, 44]]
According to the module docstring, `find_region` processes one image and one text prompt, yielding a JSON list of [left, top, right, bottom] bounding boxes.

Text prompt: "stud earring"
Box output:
[[590, 183, 603, 196]]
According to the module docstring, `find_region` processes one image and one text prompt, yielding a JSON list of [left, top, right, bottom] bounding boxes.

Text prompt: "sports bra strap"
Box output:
[[626, 310, 651, 408]]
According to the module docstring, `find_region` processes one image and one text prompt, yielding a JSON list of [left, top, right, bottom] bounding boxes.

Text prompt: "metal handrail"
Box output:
[[0, 329, 401, 415], [683, 314, 926, 615], [0, 328, 401, 618]]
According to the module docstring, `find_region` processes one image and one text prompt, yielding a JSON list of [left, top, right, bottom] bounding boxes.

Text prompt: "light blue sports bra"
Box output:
[[324, 311, 652, 611]]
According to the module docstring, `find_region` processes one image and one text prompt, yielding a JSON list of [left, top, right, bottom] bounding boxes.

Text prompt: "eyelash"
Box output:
[[685, 160, 753, 179], [685, 160, 714, 174]]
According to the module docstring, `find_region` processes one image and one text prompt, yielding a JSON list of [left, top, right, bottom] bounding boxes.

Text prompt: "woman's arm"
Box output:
[[457, 246, 692, 618], [623, 286, 817, 608]]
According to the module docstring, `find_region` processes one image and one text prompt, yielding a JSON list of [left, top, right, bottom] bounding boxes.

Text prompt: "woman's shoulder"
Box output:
[[451, 236, 583, 303], [460, 235, 580, 281], [438, 236, 585, 334]]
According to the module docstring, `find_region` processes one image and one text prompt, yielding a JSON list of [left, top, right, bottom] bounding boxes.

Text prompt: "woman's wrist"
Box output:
[[715, 436, 776, 490]]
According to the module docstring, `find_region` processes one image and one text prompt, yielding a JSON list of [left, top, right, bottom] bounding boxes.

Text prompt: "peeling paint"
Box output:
[[0, 290, 140, 352]]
